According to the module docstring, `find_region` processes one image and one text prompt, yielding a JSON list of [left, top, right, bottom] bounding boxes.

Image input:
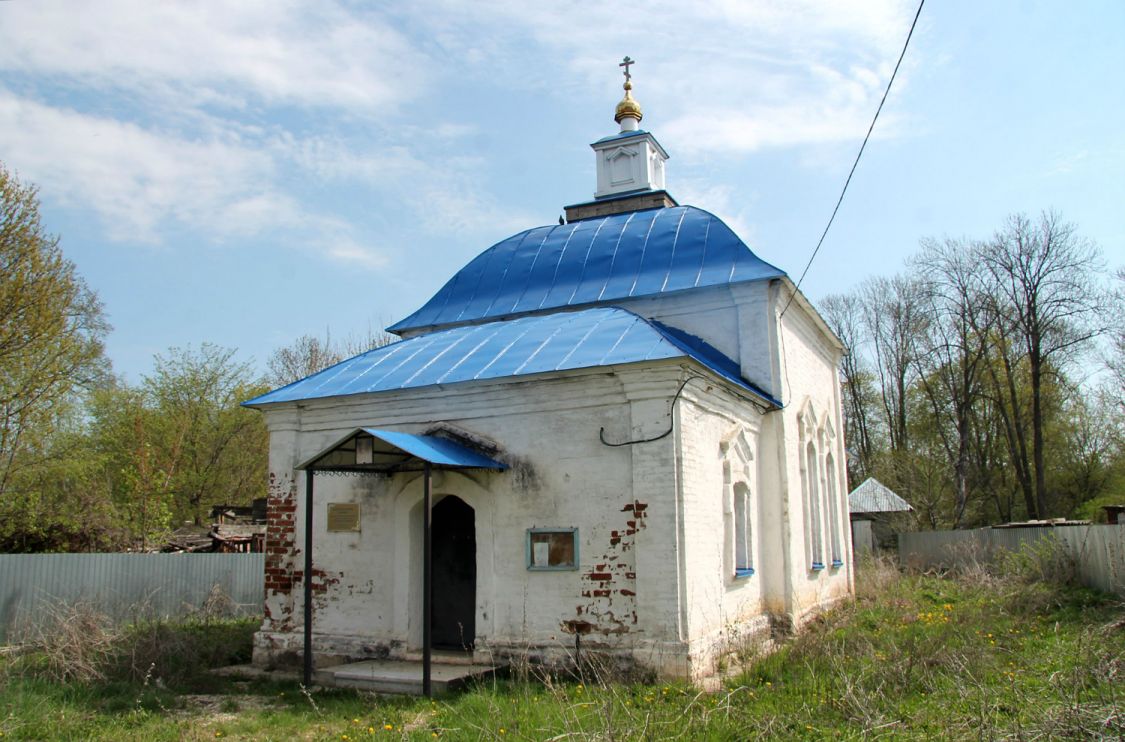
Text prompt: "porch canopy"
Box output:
[[295, 428, 506, 695]]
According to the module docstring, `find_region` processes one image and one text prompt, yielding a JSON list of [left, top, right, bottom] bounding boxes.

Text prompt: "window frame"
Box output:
[[526, 527, 579, 571], [733, 483, 754, 579]]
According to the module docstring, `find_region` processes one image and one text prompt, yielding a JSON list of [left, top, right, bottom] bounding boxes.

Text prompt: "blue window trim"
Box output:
[[526, 527, 579, 571], [734, 567, 755, 579], [831, 559, 843, 569], [811, 561, 826, 571]]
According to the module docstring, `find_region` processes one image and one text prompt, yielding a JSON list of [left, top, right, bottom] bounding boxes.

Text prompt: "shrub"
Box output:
[[5, 598, 257, 687]]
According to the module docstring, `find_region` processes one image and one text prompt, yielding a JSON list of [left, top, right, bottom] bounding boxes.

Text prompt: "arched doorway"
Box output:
[[431, 496, 476, 650]]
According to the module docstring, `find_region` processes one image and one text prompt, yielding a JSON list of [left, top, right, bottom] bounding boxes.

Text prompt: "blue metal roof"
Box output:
[[387, 206, 785, 335], [298, 428, 507, 471], [362, 429, 507, 469], [593, 129, 652, 144], [244, 306, 778, 407]]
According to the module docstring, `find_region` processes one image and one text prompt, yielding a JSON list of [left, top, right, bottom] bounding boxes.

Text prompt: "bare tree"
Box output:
[[267, 333, 343, 388], [912, 238, 995, 527], [862, 274, 927, 454], [820, 292, 877, 481], [981, 211, 1109, 518], [1107, 268, 1125, 414], [266, 323, 398, 388]]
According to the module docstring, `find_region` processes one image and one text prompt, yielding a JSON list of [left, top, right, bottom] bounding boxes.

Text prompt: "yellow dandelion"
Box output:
[[384, 724, 394, 730]]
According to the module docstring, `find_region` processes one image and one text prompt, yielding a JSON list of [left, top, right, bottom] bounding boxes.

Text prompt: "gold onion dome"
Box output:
[[614, 80, 643, 124]]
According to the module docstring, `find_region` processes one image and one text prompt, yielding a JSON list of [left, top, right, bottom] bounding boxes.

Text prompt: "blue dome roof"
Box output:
[[388, 205, 785, 334]]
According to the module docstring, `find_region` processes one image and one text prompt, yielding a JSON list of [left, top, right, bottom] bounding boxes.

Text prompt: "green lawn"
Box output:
[[2, 557, 1122, 740]]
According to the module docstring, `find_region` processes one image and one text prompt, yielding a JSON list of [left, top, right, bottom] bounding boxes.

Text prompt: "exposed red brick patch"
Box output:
[[575, 500, 649, 636]]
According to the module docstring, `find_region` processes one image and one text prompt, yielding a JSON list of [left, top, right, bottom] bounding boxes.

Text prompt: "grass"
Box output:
[[1, 554, 1122, 740]]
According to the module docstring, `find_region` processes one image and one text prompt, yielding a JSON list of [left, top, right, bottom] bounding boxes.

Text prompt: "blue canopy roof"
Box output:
[[245, 306, 779, 408], [387, 206, 785, 335], [299, 428, 507, 471]]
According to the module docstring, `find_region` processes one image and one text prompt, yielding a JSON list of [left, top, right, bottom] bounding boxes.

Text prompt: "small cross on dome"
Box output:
[[614, 56, 642, 130], [619, 56, 635, 82]]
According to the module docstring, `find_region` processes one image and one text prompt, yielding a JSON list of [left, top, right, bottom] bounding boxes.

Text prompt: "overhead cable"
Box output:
[[781, 0, 926, 317]]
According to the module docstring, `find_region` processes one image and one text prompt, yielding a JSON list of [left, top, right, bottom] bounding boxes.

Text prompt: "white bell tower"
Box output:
[[591, 57, 669, 200]]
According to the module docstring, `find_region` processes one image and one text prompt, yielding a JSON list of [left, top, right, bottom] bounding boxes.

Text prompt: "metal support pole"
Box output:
[[422, 462, 433, 698], [303, 469, 315, 687]]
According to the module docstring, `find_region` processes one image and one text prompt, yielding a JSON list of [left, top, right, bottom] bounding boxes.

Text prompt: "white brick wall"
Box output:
[[253, 280, 854, 680]]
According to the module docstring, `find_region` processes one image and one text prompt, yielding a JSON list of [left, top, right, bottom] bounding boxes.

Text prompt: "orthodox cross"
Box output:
[[619, 56, 635, 82]]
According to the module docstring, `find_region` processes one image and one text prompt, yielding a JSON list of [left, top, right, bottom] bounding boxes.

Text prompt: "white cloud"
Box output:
[[0, 0, 922, 265], [320, 236, 388, 270], [279, 135, 535, 237], [417, 0, 917, 155], [674, 180, 758, 245], [0, 92, 278, 241], [0, 1, 427, 111], [0, 91, 384, 269]]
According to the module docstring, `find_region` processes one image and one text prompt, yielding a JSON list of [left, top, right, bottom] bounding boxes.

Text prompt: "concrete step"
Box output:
[[401, 649, 479, 666], [316, 659, 500, 696]]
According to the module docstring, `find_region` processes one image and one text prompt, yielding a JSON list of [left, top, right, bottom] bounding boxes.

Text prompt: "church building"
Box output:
[[245, 61, 852, 684]]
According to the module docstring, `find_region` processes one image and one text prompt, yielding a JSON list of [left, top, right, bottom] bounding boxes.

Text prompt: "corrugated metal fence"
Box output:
[[0, 553, 264, 641], [899, 524, 1125, 597]]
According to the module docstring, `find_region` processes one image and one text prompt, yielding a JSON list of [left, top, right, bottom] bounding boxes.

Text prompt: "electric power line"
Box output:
[[781, 0, 926, 317]]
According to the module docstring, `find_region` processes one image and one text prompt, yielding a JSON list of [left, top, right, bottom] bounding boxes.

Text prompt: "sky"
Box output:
[[1, 0, 1122, 383]]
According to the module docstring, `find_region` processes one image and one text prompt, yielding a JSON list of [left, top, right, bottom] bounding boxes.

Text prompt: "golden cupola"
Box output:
[[615, 80, 643, 126], [614, 56, 643, 131]]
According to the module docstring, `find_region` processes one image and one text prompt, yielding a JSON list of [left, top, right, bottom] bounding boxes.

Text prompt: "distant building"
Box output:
[[244, 63, 851, 683], [848, 477, 913, 554]]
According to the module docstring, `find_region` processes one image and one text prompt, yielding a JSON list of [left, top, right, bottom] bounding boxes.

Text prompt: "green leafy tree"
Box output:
[[142, 344, 269, 528], [0, 163, 109, 522]]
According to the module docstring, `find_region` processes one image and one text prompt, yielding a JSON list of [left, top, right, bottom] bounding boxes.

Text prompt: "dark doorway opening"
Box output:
[[431, 496, 476, 650]]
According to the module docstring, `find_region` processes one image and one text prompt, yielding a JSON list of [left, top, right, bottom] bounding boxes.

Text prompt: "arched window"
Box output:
[[806, 441, 824, 569], [826, 452, 842, 567], [733, 483, 753, 578]]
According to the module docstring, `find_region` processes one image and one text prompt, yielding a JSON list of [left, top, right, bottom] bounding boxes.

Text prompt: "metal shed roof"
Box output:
[[245, 306, 779, 408], [387, 206, 785, 335], [299, 428, 507, 472], [848, 477, 913, 514]]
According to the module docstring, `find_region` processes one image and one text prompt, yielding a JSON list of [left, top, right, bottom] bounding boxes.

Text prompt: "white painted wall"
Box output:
[[592, 132, 668, 199], [772, 286, 853, 623], [253, 279, 853, 681], [255, 365, 693, 674]]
